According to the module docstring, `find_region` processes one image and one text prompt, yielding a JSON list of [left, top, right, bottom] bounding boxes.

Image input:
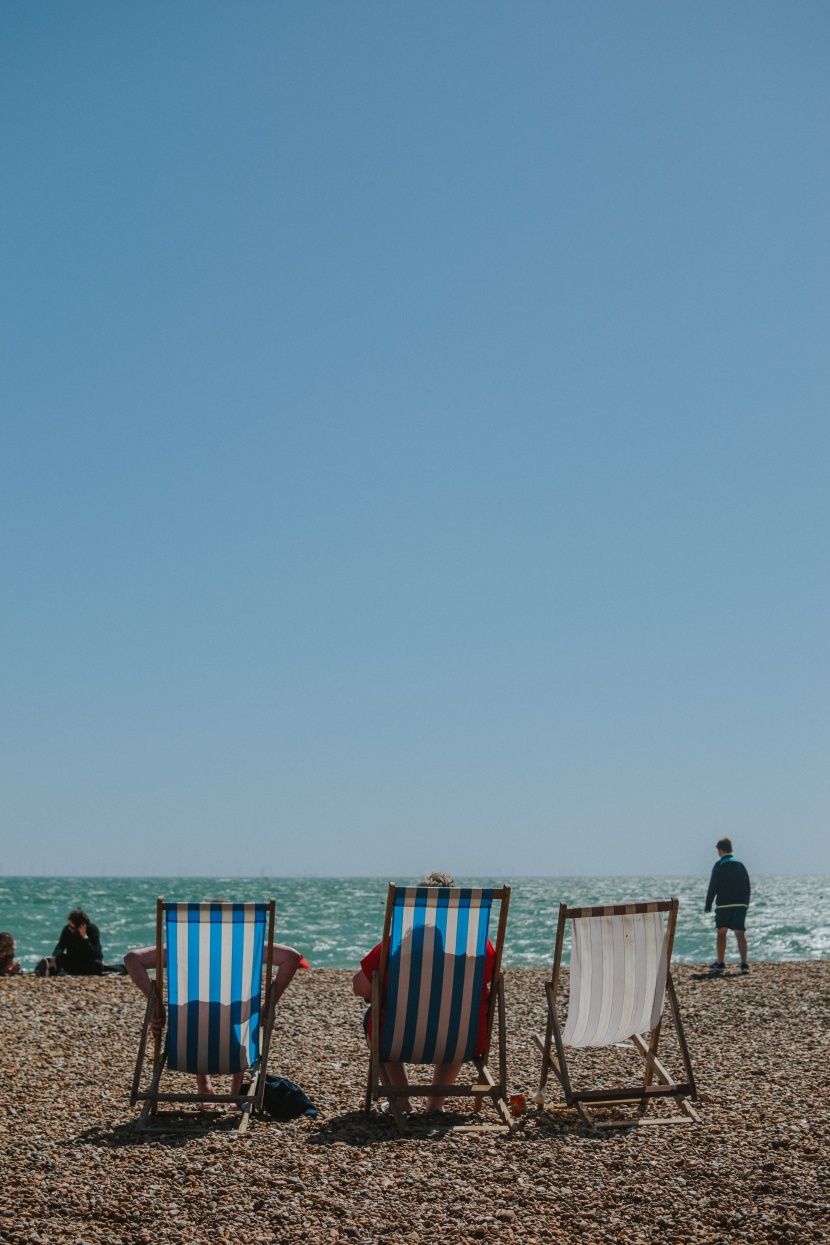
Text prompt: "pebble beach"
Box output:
[[1, 963, 828, 1245]]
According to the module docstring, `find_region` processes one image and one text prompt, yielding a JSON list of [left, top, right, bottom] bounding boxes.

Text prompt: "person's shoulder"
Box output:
[[360, 942, 382, 973]]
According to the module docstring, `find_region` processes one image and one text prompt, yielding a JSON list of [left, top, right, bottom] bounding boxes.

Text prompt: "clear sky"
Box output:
[[1, 3, 828, 878]]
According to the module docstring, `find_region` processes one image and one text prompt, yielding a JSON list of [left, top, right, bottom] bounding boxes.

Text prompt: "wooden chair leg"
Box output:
[[473, 1065, 487, 1114], [575, 1101, 597, 1130], [667, 972, 697, 1100], [130, 987, 155, 1108], [137, 1047, 167, 1129], [255, 985, 279, 1114], [473, 1059, 514, 1132], [378, 1063, 408, 1134], [237, 1069, 259, 1136], [364, 1056, 374, 1116]]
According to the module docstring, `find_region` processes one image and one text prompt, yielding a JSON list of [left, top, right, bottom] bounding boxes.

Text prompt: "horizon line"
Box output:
[[2, 871, 827, 881]]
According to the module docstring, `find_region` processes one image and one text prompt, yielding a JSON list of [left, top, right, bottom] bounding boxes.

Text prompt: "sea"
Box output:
[[1, 876, 828, 970]]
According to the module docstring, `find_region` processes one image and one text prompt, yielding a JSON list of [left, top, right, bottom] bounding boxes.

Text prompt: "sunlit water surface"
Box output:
[[1, 875, 827, 969]]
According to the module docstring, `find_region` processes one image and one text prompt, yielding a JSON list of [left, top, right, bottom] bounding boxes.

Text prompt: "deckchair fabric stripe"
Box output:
[[164, 902, 267, 1074], [166, 912, 179, 1070], [566, 901, 672, 919], [380, 888, 494, 1065], [187, 913, 200, 1074], [562, 909, 668, 1048], [443, 897, 469, 1063]]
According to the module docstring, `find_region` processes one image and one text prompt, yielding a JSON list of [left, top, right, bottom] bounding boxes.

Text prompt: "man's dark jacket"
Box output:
[[52, 923, 104, 975], [705, 856, 751, 912]]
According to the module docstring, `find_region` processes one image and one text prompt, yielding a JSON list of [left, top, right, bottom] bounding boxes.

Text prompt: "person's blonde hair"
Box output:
[[417, 871, 455, 887]]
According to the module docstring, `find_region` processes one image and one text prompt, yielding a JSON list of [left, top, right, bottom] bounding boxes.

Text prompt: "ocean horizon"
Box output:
[[2, 874, 827, 969]]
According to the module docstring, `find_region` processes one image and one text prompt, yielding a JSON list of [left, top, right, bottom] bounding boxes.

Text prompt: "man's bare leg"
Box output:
[[425, 1062, 463, 1114], [716, 928, 727, 962], [735, 930, 748, 962], [382, 1060, 414, 1113], [196, 1073, 246, 1109], [196, 1073, 215, 1110]]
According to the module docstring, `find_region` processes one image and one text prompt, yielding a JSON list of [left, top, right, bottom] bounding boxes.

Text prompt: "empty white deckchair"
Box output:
[[534, 899, 698, 1128], [130, 899, 278, 1133]]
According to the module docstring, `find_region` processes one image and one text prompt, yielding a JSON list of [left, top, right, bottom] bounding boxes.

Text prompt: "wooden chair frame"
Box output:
[[534, 898, 699, 1129], [364, 884, 513, 1134], [130, 897, 278, 1135]]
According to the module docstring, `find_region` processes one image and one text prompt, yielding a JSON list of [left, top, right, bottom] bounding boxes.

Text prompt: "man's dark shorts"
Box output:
[[715, 906, 747, 931]]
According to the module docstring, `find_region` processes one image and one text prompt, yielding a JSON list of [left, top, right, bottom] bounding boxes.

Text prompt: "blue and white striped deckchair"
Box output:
[[166, 903, 267, 1075], [533, 898, 699, 1129], [365, 884, 512, 1131], [131, 898, 277, 1132]]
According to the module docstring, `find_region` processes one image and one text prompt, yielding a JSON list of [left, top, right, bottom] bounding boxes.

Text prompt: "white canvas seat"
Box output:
[[534, 899, 698, 1129]]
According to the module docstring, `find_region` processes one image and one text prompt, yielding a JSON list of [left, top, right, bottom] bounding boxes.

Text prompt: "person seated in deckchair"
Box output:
[[125, 919, 305, 1103], [352, 871, 496, 1116]]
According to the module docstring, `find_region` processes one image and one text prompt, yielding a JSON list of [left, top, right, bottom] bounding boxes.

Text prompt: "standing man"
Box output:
[[705, 838, 750, 975]]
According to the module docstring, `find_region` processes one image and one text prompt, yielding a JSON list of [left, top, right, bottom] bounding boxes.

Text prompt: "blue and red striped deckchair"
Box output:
[[131, 899, 277, 1133], [365, 884, 512, 1131], [533, 898, 699, 1129]]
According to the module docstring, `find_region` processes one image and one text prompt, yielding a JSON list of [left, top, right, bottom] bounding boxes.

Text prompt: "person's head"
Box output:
[[0, 932, 14, 965], [716, 838, 733, 857], [67, 908, 90, 932], [417, 871, 455, 887]]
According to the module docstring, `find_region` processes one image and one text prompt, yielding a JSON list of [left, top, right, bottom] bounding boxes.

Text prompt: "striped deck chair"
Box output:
[[533, 898, 699, 1129], [365, 884, 512, 1132], [130, 899, 277, 1133]]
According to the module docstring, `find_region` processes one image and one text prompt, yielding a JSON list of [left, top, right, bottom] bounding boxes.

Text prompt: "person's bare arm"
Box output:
[[124, 947, 166, 1034], [265, 943, 302, 1004], [352, 969, 371, 1000]]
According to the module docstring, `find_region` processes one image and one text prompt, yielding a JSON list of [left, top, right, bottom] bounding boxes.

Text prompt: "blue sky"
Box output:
[[1, 3, 828, 877]]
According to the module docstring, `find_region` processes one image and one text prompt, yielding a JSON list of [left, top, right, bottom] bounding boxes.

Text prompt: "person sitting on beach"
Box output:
[[705, 837, 751, 975], [352, 871, 496, 1116], [0, 932, 21, 975], [37, 909, 104, 977], [124, 924, 305, 1104]]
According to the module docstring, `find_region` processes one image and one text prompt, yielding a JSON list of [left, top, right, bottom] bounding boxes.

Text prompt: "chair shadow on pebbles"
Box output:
[[74, 1115, 243, 1149], [308, 1106, 495, 1147]]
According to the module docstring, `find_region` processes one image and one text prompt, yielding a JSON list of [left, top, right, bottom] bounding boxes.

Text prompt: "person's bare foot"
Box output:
[[381, 1099, 413, 1116], [196, 1074, 218, 1110], [228, 1072, 247, 1110]]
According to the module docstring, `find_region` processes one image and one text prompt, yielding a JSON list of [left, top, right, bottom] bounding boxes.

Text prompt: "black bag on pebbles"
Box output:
[[261, 1076, 318, 1120]]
